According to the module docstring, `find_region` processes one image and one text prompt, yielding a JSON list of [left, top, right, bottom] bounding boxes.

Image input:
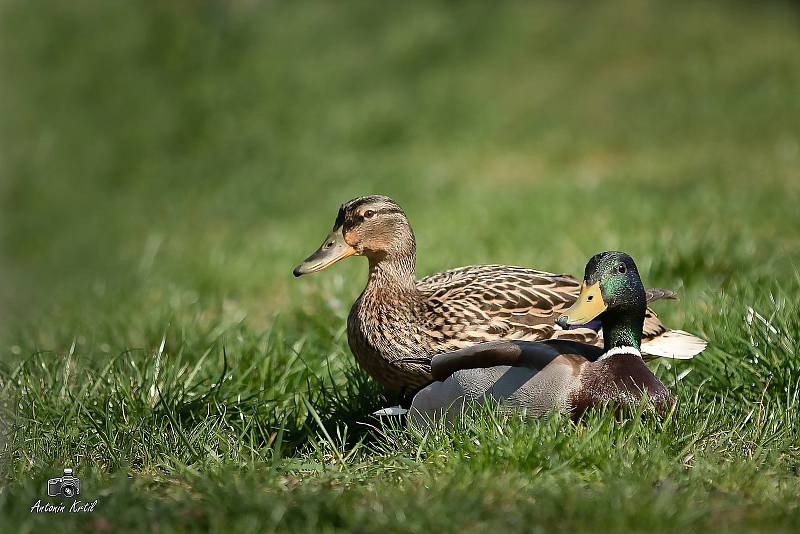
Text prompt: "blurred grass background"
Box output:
[[1, 0, 800, 531]]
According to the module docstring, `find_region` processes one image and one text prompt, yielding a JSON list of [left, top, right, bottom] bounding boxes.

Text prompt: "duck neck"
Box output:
[[366, 251, 418, 296], [363, 220, 419, 297], [602, 309, 643, 353]]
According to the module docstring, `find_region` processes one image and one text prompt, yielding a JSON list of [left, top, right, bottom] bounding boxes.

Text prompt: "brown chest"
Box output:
[[569, 353, 675, 417], [346, 298, 434, 391]]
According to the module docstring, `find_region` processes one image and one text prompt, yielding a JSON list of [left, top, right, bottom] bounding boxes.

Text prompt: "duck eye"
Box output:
[[363, 210, 375, 219], [617, 263, 627, 274]]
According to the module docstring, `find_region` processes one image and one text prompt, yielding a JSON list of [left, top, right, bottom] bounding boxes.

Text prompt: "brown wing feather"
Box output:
[[417, 265, 586, 349], [645, 288, 678, 303], [642, 308, 668, 338], [417, 264, 671, 351], [351, 264, 686, 390]]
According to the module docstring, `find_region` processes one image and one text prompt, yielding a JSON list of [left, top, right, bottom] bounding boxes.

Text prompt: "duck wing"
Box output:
[[425, 339, 604, 382], [416, 264, 702, 359], [405, 339, 601, 427], [416, 265, 582, 346]]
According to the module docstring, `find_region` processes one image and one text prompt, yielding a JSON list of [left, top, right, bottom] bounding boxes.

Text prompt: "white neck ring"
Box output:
[[600, 346, 642, 360]]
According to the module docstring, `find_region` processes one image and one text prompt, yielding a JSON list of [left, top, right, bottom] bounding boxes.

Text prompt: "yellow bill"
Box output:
[[558, 282, 607, 326]]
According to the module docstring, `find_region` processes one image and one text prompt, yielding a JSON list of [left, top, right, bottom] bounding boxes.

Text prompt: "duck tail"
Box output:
[[373, 406, 408, 416], [641, 329, 707, 360], [645, 288, 678, 303]]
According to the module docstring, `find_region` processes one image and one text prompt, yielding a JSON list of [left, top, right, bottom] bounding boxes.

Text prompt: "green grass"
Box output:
[[2, 0, 800, 531]]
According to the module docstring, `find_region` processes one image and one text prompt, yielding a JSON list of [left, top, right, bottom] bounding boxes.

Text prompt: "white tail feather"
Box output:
[[373, 405, 408, 416], [642, 330, 707, 360]]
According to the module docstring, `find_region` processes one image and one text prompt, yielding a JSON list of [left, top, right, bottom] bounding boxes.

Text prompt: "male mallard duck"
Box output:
[[293, 196, 705, 392], [403, 251, 676, 426]]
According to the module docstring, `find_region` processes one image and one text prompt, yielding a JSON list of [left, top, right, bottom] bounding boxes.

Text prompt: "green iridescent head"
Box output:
[[557, 251, 646, 350]]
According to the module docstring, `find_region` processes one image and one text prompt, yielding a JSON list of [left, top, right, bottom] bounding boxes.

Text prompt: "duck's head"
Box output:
[[293, 195, 415, 277], [556, 251, 646, 347]]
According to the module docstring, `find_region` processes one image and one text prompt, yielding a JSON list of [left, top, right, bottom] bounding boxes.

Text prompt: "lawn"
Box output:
[[1, 0, 800, 532]]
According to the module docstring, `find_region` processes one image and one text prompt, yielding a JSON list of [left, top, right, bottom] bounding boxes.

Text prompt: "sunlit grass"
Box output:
[[1, 0, 800, 531]]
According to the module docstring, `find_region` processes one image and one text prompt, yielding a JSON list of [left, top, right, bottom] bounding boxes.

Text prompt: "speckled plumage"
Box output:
[[295, 196, 705, 392], [406, 252, 678, 427], [347, 260, 676, 391]]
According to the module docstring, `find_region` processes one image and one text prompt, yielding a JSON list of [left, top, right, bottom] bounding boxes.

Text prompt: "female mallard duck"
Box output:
[[404, 251, 676, 425], [293, 196, 705, 392]]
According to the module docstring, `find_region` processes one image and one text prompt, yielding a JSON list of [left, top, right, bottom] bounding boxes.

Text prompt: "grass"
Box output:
[[1, 0, 800, 531]]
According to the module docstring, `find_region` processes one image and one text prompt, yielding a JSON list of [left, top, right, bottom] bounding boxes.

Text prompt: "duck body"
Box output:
[[347, 264, 590, 391], [295, 196, 706, 392], [346, 261, 698, 391], [402, 251, 679, 426], [408, 341, 673, 427]]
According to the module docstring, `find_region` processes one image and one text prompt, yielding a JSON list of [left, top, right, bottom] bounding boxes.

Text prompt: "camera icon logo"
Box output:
[[47, 468, 80, 499]]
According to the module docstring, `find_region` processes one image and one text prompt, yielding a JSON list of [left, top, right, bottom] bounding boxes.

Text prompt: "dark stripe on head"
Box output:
[[344, 195, 401, 211], [332, 205, 347, 230], [332, 195, 404, 229]]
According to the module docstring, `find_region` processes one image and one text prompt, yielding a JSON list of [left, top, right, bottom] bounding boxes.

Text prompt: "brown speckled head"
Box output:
[[293, 195, 415, 276], [335, 196, 413, 259]]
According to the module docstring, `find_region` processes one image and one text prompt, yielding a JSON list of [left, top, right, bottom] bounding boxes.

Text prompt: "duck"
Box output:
[[401, 251, 677, 426], [293, 196, 706, 392]]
